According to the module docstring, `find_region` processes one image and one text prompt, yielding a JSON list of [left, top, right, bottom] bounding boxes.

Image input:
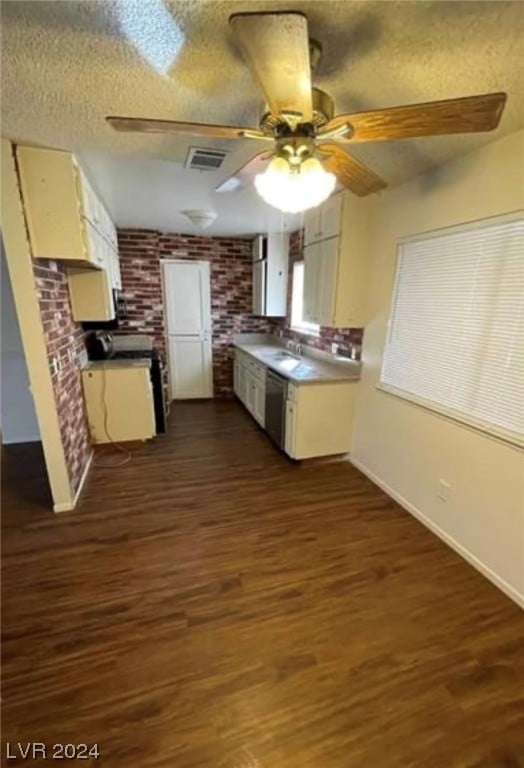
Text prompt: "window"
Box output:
[[291, 261, 319, 335], [380, 212, 524, 447]]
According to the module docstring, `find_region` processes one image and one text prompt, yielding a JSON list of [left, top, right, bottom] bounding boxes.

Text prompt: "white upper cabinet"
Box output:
[[265, 233, 288, 316], [303, 238, 338, 326], [303, 192, 342, 245], [252, 233, 289, 317], [303, 205, 322, 245], [16, 145, 120, 286], [302, 191, 376, 327], [303, 242, 320, 323], [320, 193, 343, 241], [316, 236, 339, 326]]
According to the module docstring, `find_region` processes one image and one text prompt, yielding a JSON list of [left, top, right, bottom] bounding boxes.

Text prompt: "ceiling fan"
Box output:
[[106, 11, 507, 213]]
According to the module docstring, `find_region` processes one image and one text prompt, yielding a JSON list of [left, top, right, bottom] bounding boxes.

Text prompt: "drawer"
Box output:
[[252, 361, 266, 382]]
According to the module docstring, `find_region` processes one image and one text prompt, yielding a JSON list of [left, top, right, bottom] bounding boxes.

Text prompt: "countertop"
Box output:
[[234, 342, 361, 384], [82, 358, 152, 371]]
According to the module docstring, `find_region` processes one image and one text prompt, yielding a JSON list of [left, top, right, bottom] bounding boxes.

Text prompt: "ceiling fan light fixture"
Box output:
[[181, 209, 217, 230], [254, 155, 336, 214]]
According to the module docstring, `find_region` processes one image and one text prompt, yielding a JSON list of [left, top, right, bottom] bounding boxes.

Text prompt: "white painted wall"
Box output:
[[351, 129, 524, 606], [1, 239, 40, 443]]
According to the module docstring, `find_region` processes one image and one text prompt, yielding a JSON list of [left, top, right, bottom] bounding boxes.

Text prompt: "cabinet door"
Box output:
[[265, 233, 288, 316], [245, 372, 256, 414], [253, 380, 266, 426], [237, 364, 246, 406], [108, 246, 122, 290], [78, 172, 100, 228], [303, 242, 320, 323], [82, 220, 105, 269], [252, 260, 266, 315], [317, 237, 339, 326], [68, 266, 114, 322], [321, 194, 342, 240], [16, 146, 91, 265], [82, 367, 155, 444], [233, 361, 240, 398], [304, 206, 321, 245], [285, 399, 296, 458]]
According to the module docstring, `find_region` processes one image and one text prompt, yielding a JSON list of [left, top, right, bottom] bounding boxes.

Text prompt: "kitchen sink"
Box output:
[[277, 358, 301, 371], [262, 350, 317, 378], [269, 351, 299, 361]]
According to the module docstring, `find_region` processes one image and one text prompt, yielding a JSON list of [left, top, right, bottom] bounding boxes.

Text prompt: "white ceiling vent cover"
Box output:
[[185, 147, 227, 171]]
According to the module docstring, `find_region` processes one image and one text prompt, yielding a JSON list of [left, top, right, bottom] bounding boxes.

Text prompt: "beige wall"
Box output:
[[351, 129, 524, 607]]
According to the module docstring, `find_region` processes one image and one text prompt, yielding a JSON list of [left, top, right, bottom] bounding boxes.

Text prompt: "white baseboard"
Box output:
[[53, 450, 94, 514], [350, 456, 524, 611]]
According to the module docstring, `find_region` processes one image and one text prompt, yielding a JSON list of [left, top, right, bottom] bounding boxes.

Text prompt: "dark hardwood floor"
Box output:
[[2, 401, 523, 767]]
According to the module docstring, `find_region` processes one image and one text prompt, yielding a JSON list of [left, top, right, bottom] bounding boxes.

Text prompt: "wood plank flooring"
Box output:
[[2, 400, 524, 767]]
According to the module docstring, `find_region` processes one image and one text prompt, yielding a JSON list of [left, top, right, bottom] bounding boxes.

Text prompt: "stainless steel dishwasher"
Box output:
[[265, 369, 288, 449]]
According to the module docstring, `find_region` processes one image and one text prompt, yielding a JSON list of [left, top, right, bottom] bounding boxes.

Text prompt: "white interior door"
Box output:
[[163, 260, 213, 399]]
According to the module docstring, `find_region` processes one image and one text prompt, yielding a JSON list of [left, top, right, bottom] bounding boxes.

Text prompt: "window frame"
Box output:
[[290, 260, 320, 337], [378, 210, 524, 450]]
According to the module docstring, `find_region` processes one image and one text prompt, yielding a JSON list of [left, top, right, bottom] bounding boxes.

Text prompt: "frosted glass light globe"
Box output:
[[254, 155, 336, 214]]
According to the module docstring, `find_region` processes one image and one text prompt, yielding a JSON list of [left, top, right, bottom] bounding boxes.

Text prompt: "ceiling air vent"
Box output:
[[185, 146, 227, 171]]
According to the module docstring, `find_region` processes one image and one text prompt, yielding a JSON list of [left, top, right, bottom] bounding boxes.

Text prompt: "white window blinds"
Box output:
[[380, 212, 524, 447]]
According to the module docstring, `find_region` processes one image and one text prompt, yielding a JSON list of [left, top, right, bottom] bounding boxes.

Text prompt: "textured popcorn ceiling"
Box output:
[[2, 0, 524, 235]]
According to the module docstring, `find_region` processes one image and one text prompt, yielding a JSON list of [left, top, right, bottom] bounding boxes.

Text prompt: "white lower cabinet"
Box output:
[[252, 375, 265, 426], [285, 398, 296, 457], [234, 351, 265, 427], [233, 359, 241, 398], [235, 348, 357, 459], [284, 380, 357, 460], [245, 372, 257, 414]]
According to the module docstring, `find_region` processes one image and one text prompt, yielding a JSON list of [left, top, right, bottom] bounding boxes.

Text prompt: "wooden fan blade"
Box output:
[[106, 116, 264, 141], [229, 12, 313, 122], [322, 92, 507, 143], [216, 151, 273, 193], [320, 143, 387, 197]]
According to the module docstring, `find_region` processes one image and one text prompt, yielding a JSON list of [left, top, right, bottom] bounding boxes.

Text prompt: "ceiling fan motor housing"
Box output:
[[274, 135, 317, 167], [259, 87, 335, 136]]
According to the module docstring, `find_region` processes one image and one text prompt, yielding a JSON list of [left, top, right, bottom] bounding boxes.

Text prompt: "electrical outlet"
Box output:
[[437, 479, 451, 502]]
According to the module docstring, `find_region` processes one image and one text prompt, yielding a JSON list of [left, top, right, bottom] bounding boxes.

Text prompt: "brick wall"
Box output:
[[271, 229, 364, 357], [33, 260, 92, 496], [117, 230, 274, 397]]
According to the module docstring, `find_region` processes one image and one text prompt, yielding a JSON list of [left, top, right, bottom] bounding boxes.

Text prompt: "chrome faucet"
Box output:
[[285, 340, 302, 357]]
